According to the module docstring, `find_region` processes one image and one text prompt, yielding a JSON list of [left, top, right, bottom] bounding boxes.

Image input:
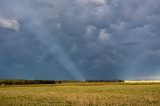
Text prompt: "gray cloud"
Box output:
[[0, 0, 160, 80], [0, 17, 19, 31]]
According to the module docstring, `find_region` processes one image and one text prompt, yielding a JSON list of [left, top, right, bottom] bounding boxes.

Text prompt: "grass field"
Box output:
[[0, 82, 160, 106]]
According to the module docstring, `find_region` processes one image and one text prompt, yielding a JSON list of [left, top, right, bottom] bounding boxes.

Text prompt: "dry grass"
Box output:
[[0, 83, 160, 106]]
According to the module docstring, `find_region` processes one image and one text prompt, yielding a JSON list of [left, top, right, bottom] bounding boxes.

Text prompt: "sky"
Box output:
[[0, 0, 160, 80]]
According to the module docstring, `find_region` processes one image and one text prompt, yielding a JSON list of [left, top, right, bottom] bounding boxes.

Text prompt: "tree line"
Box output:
[[0, 80, 62, 85], [0, 80, 124, 85]]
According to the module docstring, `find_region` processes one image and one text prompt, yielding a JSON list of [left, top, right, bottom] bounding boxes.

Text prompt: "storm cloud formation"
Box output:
[[0, 0, 160, 80]]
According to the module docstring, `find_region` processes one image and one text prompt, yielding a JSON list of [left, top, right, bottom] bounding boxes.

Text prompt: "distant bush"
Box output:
[[85, 80, 124, 82]]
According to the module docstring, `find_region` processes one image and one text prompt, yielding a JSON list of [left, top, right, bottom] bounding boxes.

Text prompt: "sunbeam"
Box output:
[[28, 24, 85, 80]]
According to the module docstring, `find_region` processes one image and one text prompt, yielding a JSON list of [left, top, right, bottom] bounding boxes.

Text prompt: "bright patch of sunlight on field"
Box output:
[[124, 80, 160, 83]]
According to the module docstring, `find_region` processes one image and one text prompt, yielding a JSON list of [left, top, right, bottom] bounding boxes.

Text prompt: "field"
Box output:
[[0, 82, 160, 106]]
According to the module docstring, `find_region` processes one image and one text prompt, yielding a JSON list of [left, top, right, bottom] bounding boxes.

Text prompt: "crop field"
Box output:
[[0, 82, 160, 106]]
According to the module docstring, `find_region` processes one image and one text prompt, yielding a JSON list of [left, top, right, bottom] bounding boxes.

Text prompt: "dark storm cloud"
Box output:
[[0, 0, 160, 80]]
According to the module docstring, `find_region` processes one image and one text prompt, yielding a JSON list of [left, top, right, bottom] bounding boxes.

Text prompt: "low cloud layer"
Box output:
[[0, 0, 160, 80]]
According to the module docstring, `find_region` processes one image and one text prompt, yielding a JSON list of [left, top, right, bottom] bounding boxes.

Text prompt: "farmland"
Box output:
[[0, 82, 160, 106]]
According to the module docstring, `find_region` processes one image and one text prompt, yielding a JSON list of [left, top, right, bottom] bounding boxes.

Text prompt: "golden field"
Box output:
[[0, 82, 160, 106]]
